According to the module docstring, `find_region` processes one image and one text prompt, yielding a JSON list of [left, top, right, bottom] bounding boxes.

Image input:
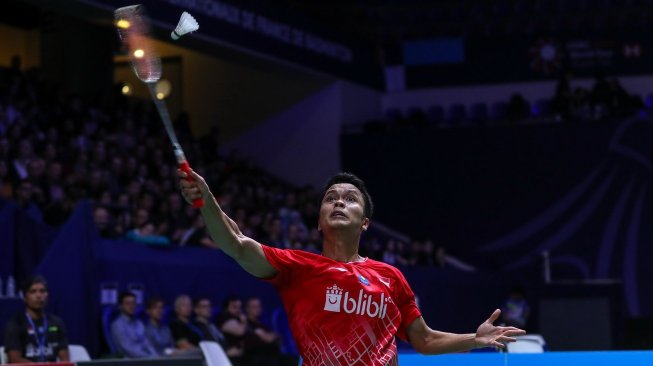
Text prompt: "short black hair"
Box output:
[[21, 275, 47, 294], [222, 296, 241, 309], [118, 291, 136, 305], [146, 296, 164, 310], [321, 172, 374, 219], [193, 296, 211, 308]]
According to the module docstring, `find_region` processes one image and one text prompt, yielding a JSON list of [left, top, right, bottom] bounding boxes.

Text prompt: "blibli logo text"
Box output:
[[323, 285, 389, 318]]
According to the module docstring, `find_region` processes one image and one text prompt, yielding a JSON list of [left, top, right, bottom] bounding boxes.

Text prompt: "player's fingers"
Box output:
[[500, 327, 526, 336], [486, 309, 501, 324], [179, 179, 196, 190], [188, 169, 205, 183]]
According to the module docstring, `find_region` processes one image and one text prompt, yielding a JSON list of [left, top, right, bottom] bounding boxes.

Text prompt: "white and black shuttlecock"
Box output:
[[171, 12, 199, 40]]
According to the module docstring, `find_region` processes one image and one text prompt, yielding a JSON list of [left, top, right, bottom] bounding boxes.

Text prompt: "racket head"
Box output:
[[114, 4, 162, 83]]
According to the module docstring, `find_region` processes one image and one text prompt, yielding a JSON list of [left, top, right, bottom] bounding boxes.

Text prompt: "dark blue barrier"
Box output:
[[0, 198, 58, 281]]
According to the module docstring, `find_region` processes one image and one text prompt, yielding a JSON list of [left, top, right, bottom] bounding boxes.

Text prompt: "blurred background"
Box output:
[[1, 0, 653, 362]]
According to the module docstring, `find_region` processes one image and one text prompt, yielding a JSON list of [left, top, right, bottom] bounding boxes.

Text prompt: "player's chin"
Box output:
[[325, 220, 356, 230]]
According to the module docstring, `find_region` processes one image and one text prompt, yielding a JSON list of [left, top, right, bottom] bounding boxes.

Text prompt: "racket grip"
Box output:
[[178, 160, 204, 208]]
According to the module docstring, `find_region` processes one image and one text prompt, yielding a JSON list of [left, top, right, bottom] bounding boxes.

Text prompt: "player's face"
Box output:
[[319, 183, 369, 232], [24, 283, 48, 311]]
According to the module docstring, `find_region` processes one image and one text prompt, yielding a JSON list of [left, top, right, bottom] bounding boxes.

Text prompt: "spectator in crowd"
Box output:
[[111, 291, 158, 358], [14, 179, 44, 221], [192, 297, 242, 358], [433, 246, 477, 272], [216, 297, 247, 366], [243, 297, 280, 366], [3, 275, 70, 363], [500, 286, 531, 330], [94, 206, 120, 238], [505, 93, 530, 122], [0, 159, 13, 198], [178, 214, 214, 247], [169, 294, 201, 350], [591, 71, 612, 119], [144, 297, 177, 356], [382, 239, 399, 265], [552, 72, 573, 120], [126, 221, 171, 246]]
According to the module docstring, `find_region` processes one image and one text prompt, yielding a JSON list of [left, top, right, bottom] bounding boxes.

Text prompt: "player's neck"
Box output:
[[26, 307, 44, 320], [322, 235, 362, 263]]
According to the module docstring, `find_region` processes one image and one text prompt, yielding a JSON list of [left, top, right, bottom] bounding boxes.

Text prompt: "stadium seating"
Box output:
[[199, 341, 232, 366], [69, 344, 92, 361]]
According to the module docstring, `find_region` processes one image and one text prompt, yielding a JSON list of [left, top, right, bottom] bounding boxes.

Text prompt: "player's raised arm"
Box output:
[[178, 169, 276, 278]]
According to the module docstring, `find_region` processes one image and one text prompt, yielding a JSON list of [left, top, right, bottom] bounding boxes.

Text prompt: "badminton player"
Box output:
[[178, 170, 525, 365]]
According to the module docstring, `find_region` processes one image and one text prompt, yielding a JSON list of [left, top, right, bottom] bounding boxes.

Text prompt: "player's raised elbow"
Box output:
[[230, 237, 277, 278], [226, 236, 248, 260]]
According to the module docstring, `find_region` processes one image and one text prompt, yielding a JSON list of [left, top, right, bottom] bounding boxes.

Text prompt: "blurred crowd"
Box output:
[[0, 64, 472, 270], [108, 291, 293, 366]]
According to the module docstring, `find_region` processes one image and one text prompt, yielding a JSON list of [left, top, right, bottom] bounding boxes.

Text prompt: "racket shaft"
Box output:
[[146, 84, 204, 208], [148, 83, 180, 146]]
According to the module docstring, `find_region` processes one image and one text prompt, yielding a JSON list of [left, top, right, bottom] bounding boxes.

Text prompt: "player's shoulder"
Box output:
[[361, 258, 405, 277], [264, 245, 324, 262]]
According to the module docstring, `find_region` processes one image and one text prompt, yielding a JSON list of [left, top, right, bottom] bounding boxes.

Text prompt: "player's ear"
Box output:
[[362, 218, 370, 231]]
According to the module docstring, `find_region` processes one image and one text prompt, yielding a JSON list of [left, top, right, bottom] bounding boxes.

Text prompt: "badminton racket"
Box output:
[[114, 4, 204, 208]]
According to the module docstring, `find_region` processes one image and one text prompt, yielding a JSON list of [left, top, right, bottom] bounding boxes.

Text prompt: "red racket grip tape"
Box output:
[[178, 160, 204, 208]]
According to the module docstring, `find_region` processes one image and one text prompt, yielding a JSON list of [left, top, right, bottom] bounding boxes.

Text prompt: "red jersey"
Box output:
[[262, 246, 422, 366]]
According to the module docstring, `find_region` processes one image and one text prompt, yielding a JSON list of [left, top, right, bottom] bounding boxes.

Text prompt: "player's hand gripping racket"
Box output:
[[114, 4, 203, 208]]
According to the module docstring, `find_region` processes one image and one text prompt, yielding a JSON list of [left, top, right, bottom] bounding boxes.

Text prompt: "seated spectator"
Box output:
[[178, 214, 214, 247], [192, 297, 242, 357], [144, 297, 176, 356], [94, 206, 120, 238], [552, 72, 573, 120], [433, 246, 477, 272], [169, 295, 201, 350], [216, 297, 247, 366], [3, 275, 70, 363], [382, 239, 398, 265], [126, 222, 171, 246], [501, 286, 531, 330], [506, 93, 530, 122], [244, 297, 280, 366], [14, 179, 44, 222], [0, 160, 13, 198], [111, 291, 158, 358]]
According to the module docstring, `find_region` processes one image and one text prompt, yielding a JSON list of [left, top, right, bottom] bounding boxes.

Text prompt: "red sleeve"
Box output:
[[392, 267, 422, 342], [261, 245, 298, 287]]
